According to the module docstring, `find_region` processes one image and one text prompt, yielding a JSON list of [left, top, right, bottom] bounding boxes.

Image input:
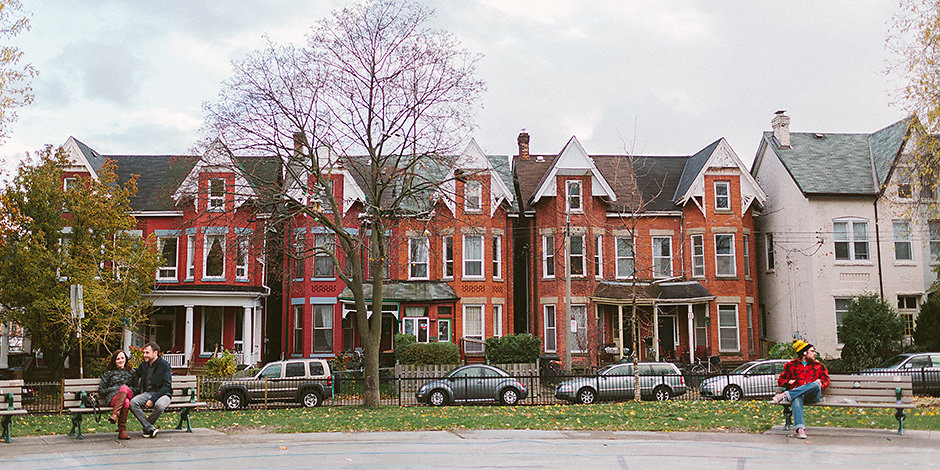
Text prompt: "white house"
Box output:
[[751, 113, 932, 358]]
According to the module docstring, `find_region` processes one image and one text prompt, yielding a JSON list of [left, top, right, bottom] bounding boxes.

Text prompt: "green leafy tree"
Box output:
[[838, 294, 905, 371], [914, 296, 940, 351], [0, 0, 36, 140], [0, 146, 160, 379]]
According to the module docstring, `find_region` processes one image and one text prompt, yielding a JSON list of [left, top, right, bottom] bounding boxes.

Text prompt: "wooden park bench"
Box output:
[[771, 374, 915, 435], [63, 374, 205, 439], [0, 380, 28, 443]]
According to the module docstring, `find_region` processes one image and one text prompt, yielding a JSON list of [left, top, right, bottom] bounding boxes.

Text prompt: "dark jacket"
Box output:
[[131, 357, 173, 404], [97, 368, 133, 404]]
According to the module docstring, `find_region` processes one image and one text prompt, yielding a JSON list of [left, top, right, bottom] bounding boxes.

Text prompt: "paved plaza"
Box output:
[[1, 427, 937, 469]]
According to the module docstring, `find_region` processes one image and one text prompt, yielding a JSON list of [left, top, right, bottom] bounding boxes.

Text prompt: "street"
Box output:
[[1, 427, 937, 469]]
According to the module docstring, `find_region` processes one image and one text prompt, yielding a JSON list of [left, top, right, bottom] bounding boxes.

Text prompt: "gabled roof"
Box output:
[[438, 140, 514, 216], [673, 139, 721, 201], [754, 116, 913, 196], [172, 139, 259, 207], [530, 136, 617, 205]]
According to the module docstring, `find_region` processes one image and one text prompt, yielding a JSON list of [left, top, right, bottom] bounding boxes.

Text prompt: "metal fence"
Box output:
[[20, 367, 939, 414]]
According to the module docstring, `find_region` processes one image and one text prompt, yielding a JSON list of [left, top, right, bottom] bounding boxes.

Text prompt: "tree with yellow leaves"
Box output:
[[0, 0, 36, 140]]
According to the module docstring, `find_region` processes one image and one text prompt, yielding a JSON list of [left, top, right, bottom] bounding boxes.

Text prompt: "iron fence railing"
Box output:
[[19, 367, 938, 414]]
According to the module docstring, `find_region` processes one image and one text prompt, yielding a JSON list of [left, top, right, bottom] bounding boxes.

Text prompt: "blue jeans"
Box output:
[[786, 381, 822, 430]]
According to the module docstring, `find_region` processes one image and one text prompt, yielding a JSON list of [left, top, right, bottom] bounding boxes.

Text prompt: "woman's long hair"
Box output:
[[107, 349, 131, 371]]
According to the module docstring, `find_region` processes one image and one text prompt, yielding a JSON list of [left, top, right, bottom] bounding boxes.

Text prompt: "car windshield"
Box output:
[[729, 363, 756, 375], [876, 355, 909, 368]]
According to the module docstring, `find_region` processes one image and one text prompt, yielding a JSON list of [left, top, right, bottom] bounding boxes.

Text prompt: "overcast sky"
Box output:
[[0, 1, 907, 176]]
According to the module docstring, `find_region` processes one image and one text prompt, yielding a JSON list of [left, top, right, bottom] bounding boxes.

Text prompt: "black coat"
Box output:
[[97, 369, 133, 404], [131, 357, 173, 404]]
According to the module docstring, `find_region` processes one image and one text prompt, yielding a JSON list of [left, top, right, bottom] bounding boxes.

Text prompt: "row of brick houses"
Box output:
[[6, 112, 924, 372]]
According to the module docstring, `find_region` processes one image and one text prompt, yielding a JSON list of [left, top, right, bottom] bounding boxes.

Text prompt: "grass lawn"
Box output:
[[11, 400, 940, 437]]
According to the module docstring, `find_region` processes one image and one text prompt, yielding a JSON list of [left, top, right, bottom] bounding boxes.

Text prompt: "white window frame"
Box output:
[[765, 233, 775, 271], [208, 177, 225, 212], [930, 220, 940, 264], [462, 234, 484, 279], [202, 234, 226, 280], [408, 236, 430, 280], [402, 317, 430, 343], [594, 234, 603, 279], [714, 180, 730, 210], [717, 304, 739, 352], [437, 318, 451, 342], [743, 234, 750, 278], [542, 235, 555, 279], [570, 304, 587, 353], [652, 236, 672, 278], [464, 180, 482, 213], [543, 304, 557, 353], [292, 304, 304, 355], [893, 220, 913, 261], [898, 295, 919, 337], [493, 304, 503, 338], [235, 234, 249, 280], [569, 234, 585, 277], [691, 234, 705, 278], [615, 236, 635, 279], [313, 233, 334, 279], [714, 234, 736, 277], [833, 218, 870, 262], [835, 297, 852, 343], [442, 236, 454, 279], [157, 236, 178, 280], [463, 304, 485, 353], [492, 235, 502, 280], [311, 304, 334, 353], [186, 234, 195, 280], [566, 180, 582, 212], [201, 306, 225, 355], [63, 177, 77, 191]]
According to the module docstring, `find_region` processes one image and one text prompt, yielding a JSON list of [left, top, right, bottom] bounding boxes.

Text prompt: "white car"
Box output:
[[699, 359, 788, 401]]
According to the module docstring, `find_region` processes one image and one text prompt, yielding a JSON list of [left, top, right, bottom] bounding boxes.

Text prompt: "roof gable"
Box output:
[[172, 139, 257, 207], [674, 138, 767, 212], [439, 139, 514, 216], [62, 136, 104, 179], [530, 136, 616, 204]]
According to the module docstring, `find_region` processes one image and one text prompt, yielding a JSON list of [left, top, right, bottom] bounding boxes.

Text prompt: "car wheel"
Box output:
[[500, 388, 520, 405], [301, 389, 322, 408], [429, 389, 448, 407], [222, 390, 245, 410], [577, 388, 596, 405], [723, 385, 743, 401], [652, 386, 672, 401]]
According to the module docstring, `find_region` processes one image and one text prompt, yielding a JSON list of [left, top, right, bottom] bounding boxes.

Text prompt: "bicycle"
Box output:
[[689, 355, 721, 374]]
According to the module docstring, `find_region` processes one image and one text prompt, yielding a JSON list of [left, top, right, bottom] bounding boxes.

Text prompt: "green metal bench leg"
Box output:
[[175, 408, 192, 433], [895, 408, 906, 435], [1, 415, 11, 443], [783, 406, 792, 430], [69, 413, 84, 440]]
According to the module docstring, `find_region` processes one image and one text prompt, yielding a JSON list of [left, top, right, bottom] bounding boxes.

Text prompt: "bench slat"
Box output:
[[824, 386, 916, 397], [818, 395, 914, 404], [830, 374, 913, 383]]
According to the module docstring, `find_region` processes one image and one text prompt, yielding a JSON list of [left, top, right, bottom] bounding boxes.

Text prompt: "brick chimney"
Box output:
[[772, 111, 791, 149], [518, 130, 530, 160]]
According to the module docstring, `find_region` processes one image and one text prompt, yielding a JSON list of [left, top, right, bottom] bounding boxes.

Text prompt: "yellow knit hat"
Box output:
[[792, 339, 813, 355]]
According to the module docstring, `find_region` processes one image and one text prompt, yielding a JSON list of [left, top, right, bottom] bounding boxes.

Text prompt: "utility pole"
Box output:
[[564, 211, 572, 372]]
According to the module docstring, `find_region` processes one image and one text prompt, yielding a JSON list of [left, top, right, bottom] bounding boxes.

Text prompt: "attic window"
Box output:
[[566, 180, 582, 212], [208, 178, 225, 211]]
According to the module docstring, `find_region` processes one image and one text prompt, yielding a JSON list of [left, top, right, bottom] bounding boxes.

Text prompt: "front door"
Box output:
[[658, 315, 677, 359]]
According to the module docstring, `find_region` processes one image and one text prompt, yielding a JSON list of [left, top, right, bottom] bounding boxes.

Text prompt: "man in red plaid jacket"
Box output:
[[772, 339, 829, 439]]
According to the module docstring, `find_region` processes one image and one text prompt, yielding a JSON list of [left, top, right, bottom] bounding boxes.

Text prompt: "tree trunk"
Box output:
[[361, 332, 381, 407]]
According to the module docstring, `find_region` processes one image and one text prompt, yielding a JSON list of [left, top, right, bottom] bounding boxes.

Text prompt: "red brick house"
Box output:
[[513, 133, 766, 367], [61, 137, 277, 369]]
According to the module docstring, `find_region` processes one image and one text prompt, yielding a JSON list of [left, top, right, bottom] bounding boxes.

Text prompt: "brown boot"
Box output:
[[117, 407, 130, 440], [108, 391, 126, 424]]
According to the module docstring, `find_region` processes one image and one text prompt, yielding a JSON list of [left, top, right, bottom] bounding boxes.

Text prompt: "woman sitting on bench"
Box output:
[[98, 349, 134, 440], [772, 339, 830, 439]]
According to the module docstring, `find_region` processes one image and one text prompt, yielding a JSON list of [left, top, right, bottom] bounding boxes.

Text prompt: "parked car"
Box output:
[[861, 352, 940, 396], [554, 362, 687, 404], [415, 364, 528, 406], [215, 358, 333, 409], [699, 359, 788, 401]]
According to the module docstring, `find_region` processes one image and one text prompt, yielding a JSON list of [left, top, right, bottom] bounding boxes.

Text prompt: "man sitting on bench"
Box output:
[[129, 342, 172, 438], [772, 339, 830, 439]]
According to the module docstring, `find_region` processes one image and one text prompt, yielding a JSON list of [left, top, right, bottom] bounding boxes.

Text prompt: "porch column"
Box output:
[[687, 304, 694, 363], [653, 302, 659, 361], [617, 305, 624, 361], [184, 305, 194, 367], [243, 306, 253, 366], [0, 321, 9, 369], [253, 307, 262, 364]]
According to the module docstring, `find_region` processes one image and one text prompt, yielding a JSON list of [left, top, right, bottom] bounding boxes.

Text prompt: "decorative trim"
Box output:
[[154, 229, 183, 237], [290, 298, 306, 305], [309, 297, 338, 304], [202, 227, 230, 235]]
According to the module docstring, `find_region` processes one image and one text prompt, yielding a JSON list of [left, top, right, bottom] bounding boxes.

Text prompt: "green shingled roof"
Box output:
[[763, 117, 912, 196]]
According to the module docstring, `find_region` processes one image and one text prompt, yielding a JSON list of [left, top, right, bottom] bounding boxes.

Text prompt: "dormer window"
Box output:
[[208, 178, 225, 211], [566, 180, 582, 212], [63, 178, 77, 191], [464, 180, 482, 213], [714, 181, 730, 210]]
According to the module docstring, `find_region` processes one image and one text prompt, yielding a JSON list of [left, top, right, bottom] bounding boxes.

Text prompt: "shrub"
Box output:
[[204, 350, 237, 378], [484, 334, 541, 364], [838, 294, 905, 371], [914, 297, 940, 351], [397, 339, 459, 365], [766, 341, 796, 359], [394, 333, 417, 364]]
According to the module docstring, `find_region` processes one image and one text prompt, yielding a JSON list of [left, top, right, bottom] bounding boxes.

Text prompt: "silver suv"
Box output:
[[215, 358, 333, 409], [555, 362, 687, 403]]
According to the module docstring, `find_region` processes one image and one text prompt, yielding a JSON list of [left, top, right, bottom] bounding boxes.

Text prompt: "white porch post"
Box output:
[[242, 306, 253, 366], [122, 327, 132, 351], [617, 305, 624, 361], [687, 304, 694, 363], [653, 302, 659, 361], [253, 307, 262, 364], [184, 305, 194, 366], [0, 321, 9, 369]]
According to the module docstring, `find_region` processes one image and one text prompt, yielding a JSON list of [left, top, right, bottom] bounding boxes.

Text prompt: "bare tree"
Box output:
[[204, 0, 483, 406]]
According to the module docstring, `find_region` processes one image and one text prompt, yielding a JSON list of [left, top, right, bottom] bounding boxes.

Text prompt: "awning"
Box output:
[[591, 280, 714, 304], [338, 281, 459, 318]]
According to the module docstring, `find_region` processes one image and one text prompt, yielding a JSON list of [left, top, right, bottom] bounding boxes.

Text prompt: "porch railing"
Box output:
[[163, 353, 186, 368]]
